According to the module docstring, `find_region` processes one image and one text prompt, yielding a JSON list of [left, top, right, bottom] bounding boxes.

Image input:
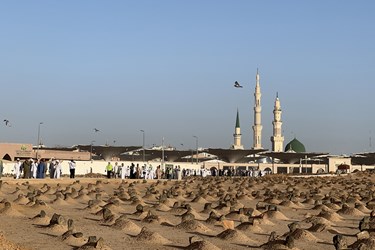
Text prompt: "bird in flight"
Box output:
[[3, 119, 11, 127], [94, 128, 100, 132], [234, 81, 243, 88]]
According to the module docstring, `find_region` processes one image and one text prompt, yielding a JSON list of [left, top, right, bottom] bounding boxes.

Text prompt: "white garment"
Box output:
[[125, 167, 130, 178], [202, 169, 207, 178], [69, 161, 76, 169], [120, 166, 125, 179], [148, 169, 154, 179], [31, 162, 37, 178], [54, 162, 61, 178], [14, 162, 22, 179], [113, 165, 117, 178]]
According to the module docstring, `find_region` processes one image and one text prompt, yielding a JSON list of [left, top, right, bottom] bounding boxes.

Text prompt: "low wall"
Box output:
[[351, 164, 375, 172], [3, 160, 372, 177]]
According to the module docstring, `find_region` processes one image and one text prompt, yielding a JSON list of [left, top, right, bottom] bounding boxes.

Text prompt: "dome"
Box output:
[[284, 138, 306, 153]]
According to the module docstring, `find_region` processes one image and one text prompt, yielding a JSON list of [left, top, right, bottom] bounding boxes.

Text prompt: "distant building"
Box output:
[[285, 138, 306, 153], [231, 109, 244, 150], [252, 69, 263, 149], [271, 93, 284, 152], [0, 143, 90, 161], [0, 143, 33, 161]]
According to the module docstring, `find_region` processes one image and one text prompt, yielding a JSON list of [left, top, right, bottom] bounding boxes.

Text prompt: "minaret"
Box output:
[[231, 109, 244, 150], [271, 93, 284, 152], [252, 69, 263, 149]]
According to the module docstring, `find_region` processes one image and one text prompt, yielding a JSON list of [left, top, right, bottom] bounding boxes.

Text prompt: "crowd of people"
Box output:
[[11, 158, 76, 179], [102, 162, 266, 180], [104, 162, 212, 180], [3, 158, 266, 180], [105, 162, 163, 179]]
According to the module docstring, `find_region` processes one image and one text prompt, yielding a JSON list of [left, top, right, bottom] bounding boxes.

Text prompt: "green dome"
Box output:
[[285, 138, 306, 153]]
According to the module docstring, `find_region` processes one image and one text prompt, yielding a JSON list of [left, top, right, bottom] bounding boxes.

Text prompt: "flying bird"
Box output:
[[94, 128, 100, 132], [234, 81, 243, 88], [3, 119, 11, 127]]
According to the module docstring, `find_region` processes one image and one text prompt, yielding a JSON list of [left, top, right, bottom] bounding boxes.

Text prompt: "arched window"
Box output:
[[2, 154, 11, 161]]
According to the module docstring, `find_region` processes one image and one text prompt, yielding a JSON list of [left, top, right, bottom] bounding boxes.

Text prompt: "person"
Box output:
[[120, 163, 125, 179], [37, 159, 46, 178], [105, 162, 113, 179], [31, 159, 38, 178], [49, 159, 56, 179], [130, 163, 135, 179], [54, 160, 62, 179], [0, 159, 3, 179], [23, 159, 31, 179], [13, 158, 22, 179], [116, 163, 121, 178], [202, 168, 207, 177], [136, 164, 140, 179], [125, 165, 130, 179], [142, 165, 146, 179], [113, 162, 118, 178], [155, 165, 161, 179], [148, 165, 154, 179], [69, 160, 76, 179], [168, 167, 173, 180], [176, 166, 181, 180]]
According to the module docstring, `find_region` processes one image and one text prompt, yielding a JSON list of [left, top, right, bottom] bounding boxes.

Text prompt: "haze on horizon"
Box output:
[[0, 1, 374, 155]]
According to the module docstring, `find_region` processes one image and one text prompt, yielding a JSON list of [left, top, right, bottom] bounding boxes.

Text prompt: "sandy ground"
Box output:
[[0, 172, 374, 250]]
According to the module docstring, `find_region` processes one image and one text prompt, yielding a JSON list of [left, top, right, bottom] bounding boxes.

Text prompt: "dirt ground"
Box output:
[[0, 173, 374, 250]]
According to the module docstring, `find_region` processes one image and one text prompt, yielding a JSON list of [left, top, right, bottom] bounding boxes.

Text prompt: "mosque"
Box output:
[[1, 70, 375, 175], [220, 70, 375, 173], [72, 70, 375, 174]]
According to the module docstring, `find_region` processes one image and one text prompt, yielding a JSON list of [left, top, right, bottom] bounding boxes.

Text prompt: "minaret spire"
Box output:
[[235, 108, 240, 128], [232, 109, 244, 150], [271, 92, 284, 152], [252, 69, 263, 149]]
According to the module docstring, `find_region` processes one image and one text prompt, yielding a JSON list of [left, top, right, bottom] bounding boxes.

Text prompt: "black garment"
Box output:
[[49, 162, 55, 179], [107, 170, 112, 179], [130, 166, 134, 179], [70, 168, 75, 178]]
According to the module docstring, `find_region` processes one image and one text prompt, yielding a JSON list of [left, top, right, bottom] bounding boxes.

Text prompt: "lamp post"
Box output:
[[140, 130, 145, 162], [36, 122, 43, 158], [161, 137, 165, 171], [191, 149, 193, 164], [90, 140, 95, 162], [193, 135, 198, 164]]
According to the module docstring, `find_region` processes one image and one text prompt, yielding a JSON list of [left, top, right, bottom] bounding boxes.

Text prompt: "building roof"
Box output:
[[285, 138, 306, 153], [261, 151, 328, 164], [205, 148, 267, 163], [351, 153, 375, 165]]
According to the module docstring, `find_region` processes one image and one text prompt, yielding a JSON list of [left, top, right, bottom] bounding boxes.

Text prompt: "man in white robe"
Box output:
[[13, 158, 22, 179], [54, 160, 62, 179], [31, 159, 38, 178], [120, 163, 125, 179]]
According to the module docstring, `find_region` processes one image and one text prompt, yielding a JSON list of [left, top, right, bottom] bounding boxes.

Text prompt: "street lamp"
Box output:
[[36, 122, 43, 158], [140, 130, 145, 162], [161, 137, 165, 171], [90, 140, 95, 162], [193, 135, 198, 164]]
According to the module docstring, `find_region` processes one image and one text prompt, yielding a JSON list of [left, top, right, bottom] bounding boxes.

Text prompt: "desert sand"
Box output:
[[0, 172, 375, 250]]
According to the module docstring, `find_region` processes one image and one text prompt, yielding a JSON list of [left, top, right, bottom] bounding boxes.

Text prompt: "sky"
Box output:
[[0, 1, 374, 155]]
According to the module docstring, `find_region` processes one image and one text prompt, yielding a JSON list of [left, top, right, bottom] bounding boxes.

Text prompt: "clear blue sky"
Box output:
[[0, 1, 374, 154]]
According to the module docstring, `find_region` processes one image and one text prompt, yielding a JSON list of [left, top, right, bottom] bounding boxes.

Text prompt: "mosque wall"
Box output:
[[327, 157, 351, 173]]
